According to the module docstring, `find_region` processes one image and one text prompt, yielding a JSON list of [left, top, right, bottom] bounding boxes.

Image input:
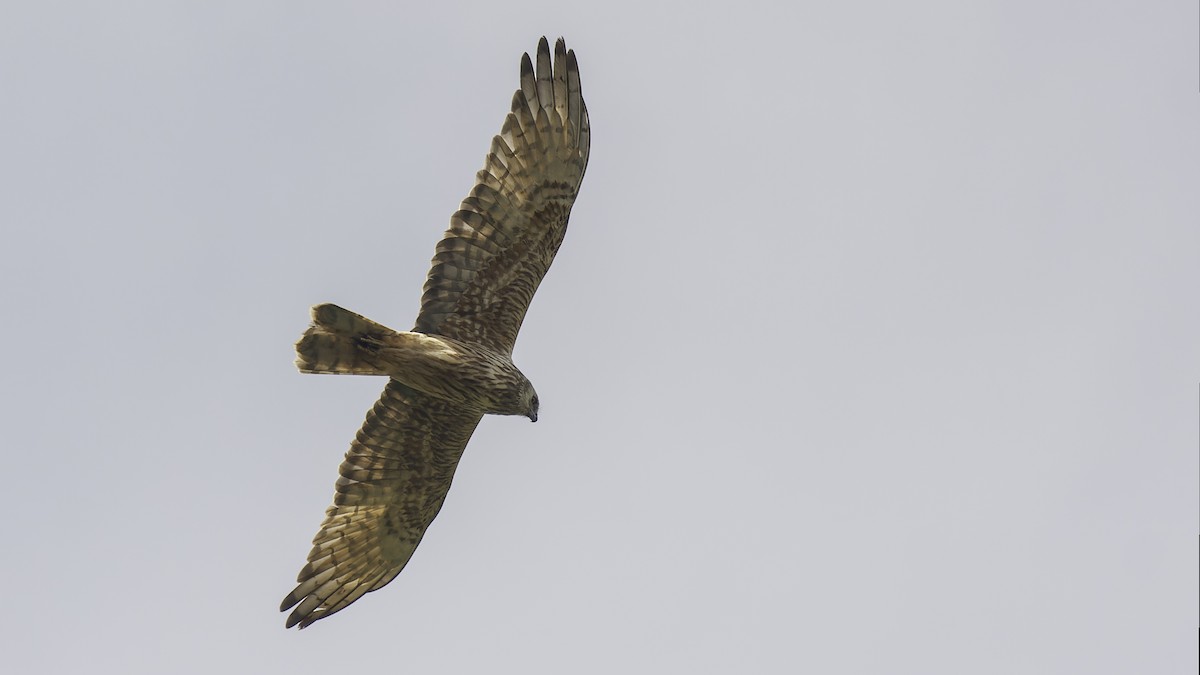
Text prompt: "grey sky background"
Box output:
[[1, 1, 1196, 673]]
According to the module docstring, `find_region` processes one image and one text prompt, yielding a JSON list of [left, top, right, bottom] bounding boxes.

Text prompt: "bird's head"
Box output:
[[524, 385, 539, 423]]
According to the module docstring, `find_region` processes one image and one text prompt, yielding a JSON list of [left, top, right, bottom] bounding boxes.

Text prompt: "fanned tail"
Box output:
[[295, 304, 396, 375]]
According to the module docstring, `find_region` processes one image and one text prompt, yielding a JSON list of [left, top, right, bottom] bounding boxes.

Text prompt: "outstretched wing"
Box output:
[[281, 380, 483, 628], [414, 37, 590, 353]]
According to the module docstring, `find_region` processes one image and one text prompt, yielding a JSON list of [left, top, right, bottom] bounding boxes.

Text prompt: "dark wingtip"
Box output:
[[280, 592, 299, 613], [282, 602, 304, 629], [282, 598, 311, 629]]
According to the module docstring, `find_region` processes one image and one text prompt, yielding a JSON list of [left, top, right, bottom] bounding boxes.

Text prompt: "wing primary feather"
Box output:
[[520, 52, 537, 115], [566, 50, 583, 144], [552, 38, 568, 125], [535, 36, 553, 115]]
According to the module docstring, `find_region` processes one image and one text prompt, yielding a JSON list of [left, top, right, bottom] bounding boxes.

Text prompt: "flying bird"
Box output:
[[281, 37, 589, 629]]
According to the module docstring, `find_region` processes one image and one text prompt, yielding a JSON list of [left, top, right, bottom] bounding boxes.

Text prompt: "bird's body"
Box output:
[[281, 37, 589, 629], [296, 303, 537, 418]]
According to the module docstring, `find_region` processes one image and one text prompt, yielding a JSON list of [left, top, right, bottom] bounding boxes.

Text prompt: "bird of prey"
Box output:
[[281, 37, 589, 629]]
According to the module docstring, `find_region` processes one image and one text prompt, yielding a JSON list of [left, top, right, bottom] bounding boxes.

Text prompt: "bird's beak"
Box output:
[[528, 411, 538, 423]]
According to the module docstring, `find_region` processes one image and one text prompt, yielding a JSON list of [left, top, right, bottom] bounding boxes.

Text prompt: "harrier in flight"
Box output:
[[281, 37, 589, 628]]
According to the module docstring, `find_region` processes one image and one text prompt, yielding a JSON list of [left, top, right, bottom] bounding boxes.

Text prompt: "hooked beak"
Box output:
[[528, 411, 538, 423]]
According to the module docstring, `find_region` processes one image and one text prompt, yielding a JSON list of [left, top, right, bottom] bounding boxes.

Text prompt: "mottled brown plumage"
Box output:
[[281, 37, 589, 629]]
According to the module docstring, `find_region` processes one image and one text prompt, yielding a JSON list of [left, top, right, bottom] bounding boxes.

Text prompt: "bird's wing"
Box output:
[[281, 380, 483, 628], [413, 37, 590, 353]]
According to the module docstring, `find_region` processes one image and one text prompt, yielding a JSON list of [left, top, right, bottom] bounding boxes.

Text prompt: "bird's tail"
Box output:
[[295, 304, 397, 375]]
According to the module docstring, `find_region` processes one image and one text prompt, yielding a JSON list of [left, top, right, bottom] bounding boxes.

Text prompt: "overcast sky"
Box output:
[[1, 1, 1196, 673]]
